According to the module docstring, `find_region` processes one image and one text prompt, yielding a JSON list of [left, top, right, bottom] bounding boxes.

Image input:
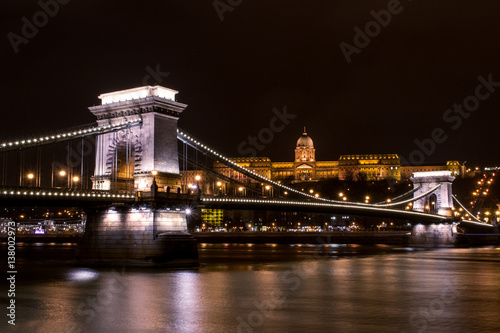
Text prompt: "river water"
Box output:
[[1, 243, 499, 333]]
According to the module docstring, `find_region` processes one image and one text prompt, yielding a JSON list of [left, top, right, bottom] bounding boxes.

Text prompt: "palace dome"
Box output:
[[296, 128, 314, 148]]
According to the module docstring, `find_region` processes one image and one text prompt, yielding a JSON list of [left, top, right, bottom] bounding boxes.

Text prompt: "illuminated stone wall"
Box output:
[[89, 86, 187, 192], [77, 208, 198, 265], [411, 171, 455, 217]]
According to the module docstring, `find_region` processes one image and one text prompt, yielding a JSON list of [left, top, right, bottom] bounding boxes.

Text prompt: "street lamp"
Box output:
[[151, 170, 158, 194], [58, 170, 67, 188], [72, 176, 80, 189], [26, 173, 34, 187]]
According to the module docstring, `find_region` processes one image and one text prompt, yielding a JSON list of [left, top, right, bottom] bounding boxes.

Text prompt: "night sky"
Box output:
[[2, 1, 500, 166]]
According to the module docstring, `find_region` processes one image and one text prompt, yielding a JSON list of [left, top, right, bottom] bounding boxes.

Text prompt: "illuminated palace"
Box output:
[[182, 129, 463, 228], [211, 128, 463, 184]]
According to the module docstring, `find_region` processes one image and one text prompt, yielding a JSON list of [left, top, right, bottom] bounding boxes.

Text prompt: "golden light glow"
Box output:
[[73, 176, 79, 182], [27, 173, 34, 180], [195, 175, 201, 181], [59, 170, 66, 177], [151, 170, 158, 176]]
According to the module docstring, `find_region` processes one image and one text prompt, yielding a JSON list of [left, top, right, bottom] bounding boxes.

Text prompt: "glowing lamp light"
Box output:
[[185, 208, 192, 215], [151, 170, 158, 176], [238, 187, 244, 192], [195, 175, 201, 181], [73, 176, 80, 182], [59, 170, 66, 177], [216, 181, 222, 187], [27, 173, 34, 180], [67, 268, 99, 282]]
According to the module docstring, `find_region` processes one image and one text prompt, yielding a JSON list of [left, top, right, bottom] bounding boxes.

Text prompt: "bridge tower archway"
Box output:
[[89, 86, 187, 192], [411, 171, 455, 217]]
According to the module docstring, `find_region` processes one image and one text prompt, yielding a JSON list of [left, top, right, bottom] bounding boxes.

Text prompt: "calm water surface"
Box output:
[[1, 243, 500, 333]]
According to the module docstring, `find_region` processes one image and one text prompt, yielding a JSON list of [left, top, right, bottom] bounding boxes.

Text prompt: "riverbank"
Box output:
[[1, 231, 410, 245], [192, 231, 410, 245], [2, 231, 498, 246]]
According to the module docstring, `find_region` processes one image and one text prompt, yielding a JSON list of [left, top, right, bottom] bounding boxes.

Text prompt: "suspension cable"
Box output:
[[452, 195, 482, 223]]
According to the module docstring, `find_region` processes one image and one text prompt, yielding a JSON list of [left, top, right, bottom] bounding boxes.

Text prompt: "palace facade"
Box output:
[[211, 129, 463, 184]]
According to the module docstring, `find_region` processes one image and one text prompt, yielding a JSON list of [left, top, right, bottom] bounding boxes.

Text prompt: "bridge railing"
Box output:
[[0, 186, 135, 200], [0, 119, 142, 152]]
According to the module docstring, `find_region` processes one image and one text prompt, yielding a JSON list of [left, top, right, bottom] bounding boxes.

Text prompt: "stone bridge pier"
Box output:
[[409, 171, 457, 246], [77, 86, 198, 267]]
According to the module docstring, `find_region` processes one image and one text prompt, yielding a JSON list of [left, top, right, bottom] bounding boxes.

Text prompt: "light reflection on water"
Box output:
[[1, 244, 500, 333]]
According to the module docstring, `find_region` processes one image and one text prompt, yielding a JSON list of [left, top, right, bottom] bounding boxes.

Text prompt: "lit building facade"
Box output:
[[209, 129, 463, 184], [181, 128, 465, 189]]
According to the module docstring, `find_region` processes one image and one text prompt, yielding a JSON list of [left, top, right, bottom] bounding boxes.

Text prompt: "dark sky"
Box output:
[[2, 1, 500, 166]]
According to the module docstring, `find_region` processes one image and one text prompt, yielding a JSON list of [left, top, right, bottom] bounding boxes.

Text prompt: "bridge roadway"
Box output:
[[199, 196, 451, 224], [0, 187, 493, 229]]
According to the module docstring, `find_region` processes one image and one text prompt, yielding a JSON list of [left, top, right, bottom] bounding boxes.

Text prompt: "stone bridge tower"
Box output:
[[411, 171, 455, 217], [89, 86, 187, 193]]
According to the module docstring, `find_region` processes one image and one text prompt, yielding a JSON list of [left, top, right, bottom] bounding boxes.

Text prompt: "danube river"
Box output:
[[1, 243, 500, 332]]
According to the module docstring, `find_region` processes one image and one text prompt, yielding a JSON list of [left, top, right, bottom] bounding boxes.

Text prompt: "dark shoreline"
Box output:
[[1, 231, 410, 245], [2, 231, 498, 246]]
